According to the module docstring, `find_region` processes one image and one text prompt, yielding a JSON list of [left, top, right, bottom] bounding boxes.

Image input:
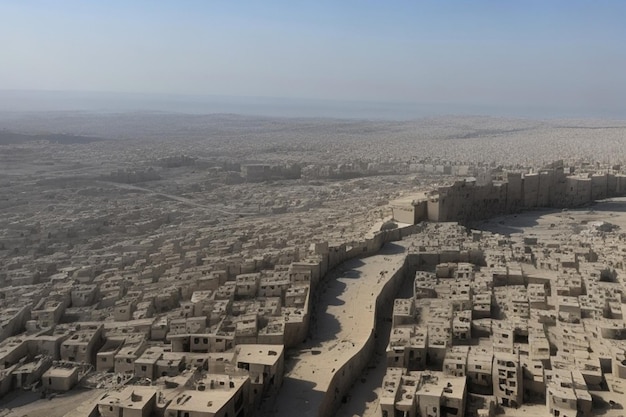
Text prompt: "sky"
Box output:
[[1, 1, 626, 118]]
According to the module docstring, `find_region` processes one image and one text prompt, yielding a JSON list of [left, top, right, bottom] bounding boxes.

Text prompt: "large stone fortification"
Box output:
[[393, 161, 626, 225]]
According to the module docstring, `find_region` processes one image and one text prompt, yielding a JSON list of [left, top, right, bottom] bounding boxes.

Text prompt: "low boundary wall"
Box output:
[[316, 258, 408, 417]]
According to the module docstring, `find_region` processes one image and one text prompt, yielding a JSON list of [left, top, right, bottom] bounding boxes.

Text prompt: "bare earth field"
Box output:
[[478, 197, 626, 238]]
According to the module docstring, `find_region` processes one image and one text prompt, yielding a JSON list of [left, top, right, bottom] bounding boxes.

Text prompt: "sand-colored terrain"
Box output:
[[479, 197, 626, 237], [262, 242, 409, 417], [0, 388, 103, 417]]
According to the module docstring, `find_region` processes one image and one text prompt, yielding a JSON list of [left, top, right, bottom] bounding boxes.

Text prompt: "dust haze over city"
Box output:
[[2, 2, 626, 417]]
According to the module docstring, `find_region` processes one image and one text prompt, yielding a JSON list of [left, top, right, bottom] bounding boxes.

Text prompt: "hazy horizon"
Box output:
[[2, 89, 625, 121]]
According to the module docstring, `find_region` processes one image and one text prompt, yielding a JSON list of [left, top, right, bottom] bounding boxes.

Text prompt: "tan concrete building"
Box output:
[[164, 374, 250, 417], [41, 362, 80, 392], [98, 386, 157, 417], [492, 352, 523, 408]]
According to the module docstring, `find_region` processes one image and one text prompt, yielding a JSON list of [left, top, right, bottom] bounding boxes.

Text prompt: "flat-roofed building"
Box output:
[[59, 323, 104, 364], [395, 371, 421, 417], [545, 369, 592, 417], [0, 337, 29, 368], [235, 273, 261, 299], [557, 296, 581, 323], [466, 347, 493, 395], [528, 283, 548, 309], [235, 344, 284, 407], [114, 333, 147, 374], [427, 318, 452, 368], [387, 327, 413, 368], [135, 347, 163, 380], [97, 336, 125, 372], [492, 352, 523, 408], [416, 371, 466, 417], [380, 367, 403, 417], [41, 362, 80, 392], [393, 299, 415, 327], [414, 271, 437, 300], [235, 314, 258, 345], [164, 374, 249, 417], [443, 346, 469, 378], [452, 310, 471, 343], [98, 385, 157, 417], [13, 356, 52, 389], [156, 351, 186, 377]]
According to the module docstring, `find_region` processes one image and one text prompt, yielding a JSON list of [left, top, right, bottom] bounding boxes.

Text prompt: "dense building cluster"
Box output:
[[380, 219, 626, 417], [0, 195, 412, 416]]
